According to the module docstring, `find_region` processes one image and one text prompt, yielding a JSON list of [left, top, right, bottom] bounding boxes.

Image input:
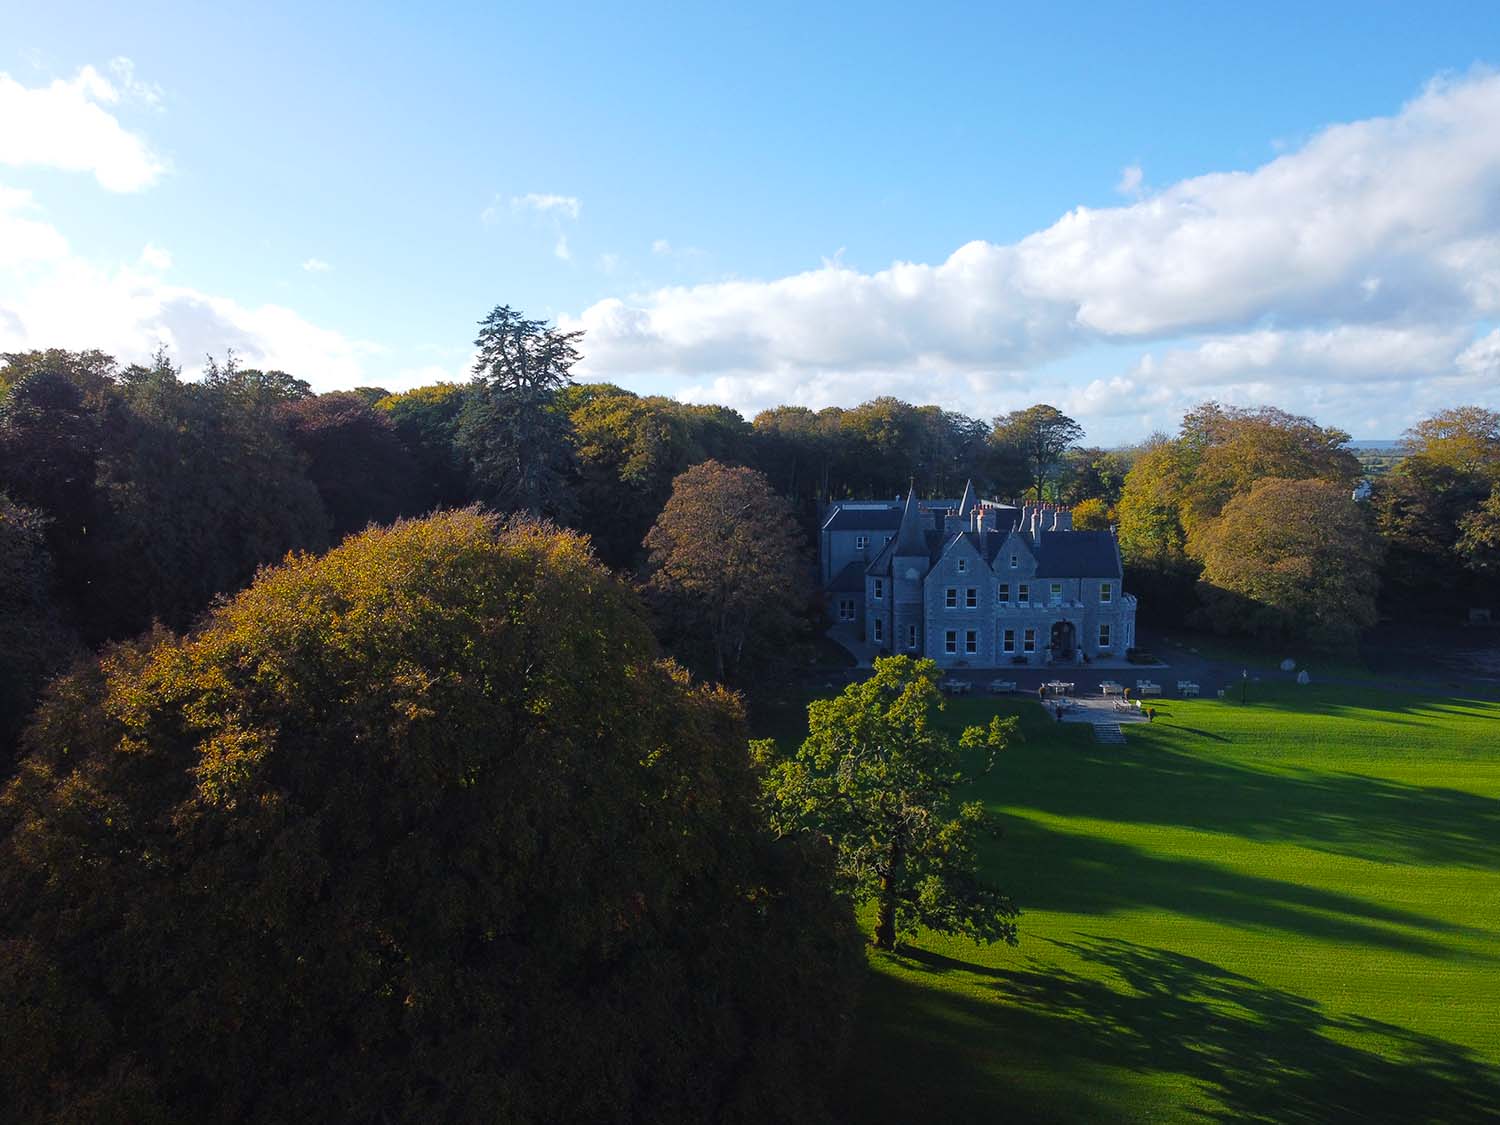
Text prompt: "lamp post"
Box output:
[[1241, 668, 1248, 704]]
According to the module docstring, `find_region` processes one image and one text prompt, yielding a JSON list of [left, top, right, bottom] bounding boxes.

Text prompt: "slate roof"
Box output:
[[864, 527, 951, 576], [1033, 530, 1122, 578], [893, 486, 928, 555], [827, 561, 867, 593], [823, 506, 902, 531]]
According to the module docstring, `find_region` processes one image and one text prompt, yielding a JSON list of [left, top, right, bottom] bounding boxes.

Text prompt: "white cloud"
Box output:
[[567, 70, 1500, 437], [554, 234, 571, 261], [512, 192, 580, 219], [1088, 324, 1490, 434], [0, 62, 166, 191], [597, 251, 620, 273], [139, 243, 172, 270], [652, 239, 673, 255], [1115, 164, 1143, 196], [0, 185, 70, 267], [301, 257, 333, 272], [0, 187, 377, 389], [107, 57, 163, 109]]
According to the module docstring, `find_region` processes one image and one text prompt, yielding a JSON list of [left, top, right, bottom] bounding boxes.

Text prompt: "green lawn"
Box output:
[[809, 684, 1500, 1123]]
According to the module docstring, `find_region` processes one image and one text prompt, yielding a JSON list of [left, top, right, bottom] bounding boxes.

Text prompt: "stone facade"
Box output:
[[822, 483, 1138, 668]]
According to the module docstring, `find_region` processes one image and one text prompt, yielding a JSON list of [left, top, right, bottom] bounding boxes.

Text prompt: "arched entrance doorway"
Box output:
[[1049, 620, 1076, 662]]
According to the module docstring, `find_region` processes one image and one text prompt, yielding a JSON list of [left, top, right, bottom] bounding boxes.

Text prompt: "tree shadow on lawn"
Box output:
[[845, 937, 1500, 1124], [994, 818, 1492, 957], [986, 732, 1500, 870], [1201, 687, 1500, 729]]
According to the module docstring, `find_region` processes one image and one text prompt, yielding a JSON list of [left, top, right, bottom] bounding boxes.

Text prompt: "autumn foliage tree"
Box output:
[[1375, 407, 1500, 612], [1117, 404, 1366, 630], [1193, 478, 1383, 647], [644, 461, 809, 684], [759, 656, 1020, 951], [0, 510, 860, 1123]]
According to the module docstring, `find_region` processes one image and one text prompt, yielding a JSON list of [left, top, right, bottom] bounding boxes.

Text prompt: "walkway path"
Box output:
[[1092, 723, 1126, 744]]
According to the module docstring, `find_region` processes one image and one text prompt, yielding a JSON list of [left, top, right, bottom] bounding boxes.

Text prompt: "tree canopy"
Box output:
[[645, 461, 810, 684], [991, 404, 1085, 501], [0, 510, 860, 1123], [759, 655, 1020, 950], [1193, 477, 1383, 647], [456, 305, 580, 517]]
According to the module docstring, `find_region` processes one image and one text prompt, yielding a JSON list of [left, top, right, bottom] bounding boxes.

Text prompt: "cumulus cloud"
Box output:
[[0, 185, 70, 267], [1063, 324, 1483, 432], [0, 188, 377, 388], [566, 71, 1500, 436], [0, 62, 167, 191], [1115, 164, 1143, 196]]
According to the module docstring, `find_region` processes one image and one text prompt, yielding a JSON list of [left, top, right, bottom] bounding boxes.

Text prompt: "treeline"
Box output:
[[0, 317, 1127, 762], [1116, 403, 1500, 647]]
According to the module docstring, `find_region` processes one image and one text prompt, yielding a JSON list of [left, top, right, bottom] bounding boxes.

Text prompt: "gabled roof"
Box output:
[[985, 528, 1034, 566], [1033, 530, 1123, 579]]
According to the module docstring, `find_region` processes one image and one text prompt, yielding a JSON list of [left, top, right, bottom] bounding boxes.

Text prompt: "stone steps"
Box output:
[[1093, 723, 1126, 744]]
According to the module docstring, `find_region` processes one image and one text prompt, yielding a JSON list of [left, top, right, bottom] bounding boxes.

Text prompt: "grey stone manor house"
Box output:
[[820, 482, 1138, 668]]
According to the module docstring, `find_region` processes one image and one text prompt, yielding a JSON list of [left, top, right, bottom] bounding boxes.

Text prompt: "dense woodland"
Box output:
[[2, 309, 1498, 1120]]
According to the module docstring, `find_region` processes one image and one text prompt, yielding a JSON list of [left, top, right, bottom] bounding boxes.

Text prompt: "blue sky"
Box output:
[[4, 1, 1500, 444]]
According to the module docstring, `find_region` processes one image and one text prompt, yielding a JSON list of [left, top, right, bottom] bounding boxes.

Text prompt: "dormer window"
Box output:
[[855, 535, 868, 551], [957, 558, 967, 573], [1010, 554, 1018, 569]]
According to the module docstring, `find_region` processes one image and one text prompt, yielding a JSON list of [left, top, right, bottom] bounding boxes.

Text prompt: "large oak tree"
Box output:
[[1193, 477, 1383, 647], [0, 510, 860, 1123]]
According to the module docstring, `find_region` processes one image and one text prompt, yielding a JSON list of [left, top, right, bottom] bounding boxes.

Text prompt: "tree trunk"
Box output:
[[872, 835, 903, 950]]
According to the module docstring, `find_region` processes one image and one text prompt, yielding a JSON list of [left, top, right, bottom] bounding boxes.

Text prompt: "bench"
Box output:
[[988, 679, 1018, 694], [940, 679, 973, 695], [1135, 680, 1162, 697], [1099, 681, 1124, 696]]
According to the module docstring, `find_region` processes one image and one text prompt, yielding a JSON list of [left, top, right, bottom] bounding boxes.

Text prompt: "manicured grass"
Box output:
[[813, 685, 1500, 1122]]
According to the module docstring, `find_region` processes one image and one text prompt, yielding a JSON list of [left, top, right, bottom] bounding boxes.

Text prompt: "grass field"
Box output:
[[773, 683, 1500, 1123]]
